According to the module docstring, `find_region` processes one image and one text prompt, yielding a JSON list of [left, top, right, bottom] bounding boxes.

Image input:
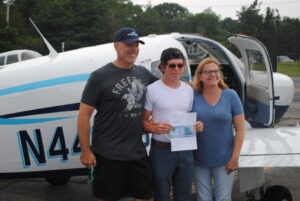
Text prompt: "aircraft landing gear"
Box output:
[[245, 185, 292, 201], [45, 175, 71, 185], [261, 185, 292, 201]]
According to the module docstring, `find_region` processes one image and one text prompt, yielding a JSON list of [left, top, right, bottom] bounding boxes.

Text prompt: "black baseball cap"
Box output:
[[113, 27, 145, 44], [160, 48, 185, 64]]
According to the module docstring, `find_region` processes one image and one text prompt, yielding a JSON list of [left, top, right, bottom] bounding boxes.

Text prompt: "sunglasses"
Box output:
[[167, 63, 184, 69]]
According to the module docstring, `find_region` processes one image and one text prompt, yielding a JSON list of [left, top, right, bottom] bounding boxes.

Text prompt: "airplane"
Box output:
[[0, 21, 299, 201]]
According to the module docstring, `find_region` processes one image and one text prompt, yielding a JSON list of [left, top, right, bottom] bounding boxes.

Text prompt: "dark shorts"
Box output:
[[93, 153, 153, 201]]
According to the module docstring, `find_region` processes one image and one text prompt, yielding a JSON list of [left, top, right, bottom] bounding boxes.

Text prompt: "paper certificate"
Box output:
[[169, 112, 197, 152]]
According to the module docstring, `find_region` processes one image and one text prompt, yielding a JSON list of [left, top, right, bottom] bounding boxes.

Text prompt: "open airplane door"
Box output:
[[228, 34, 275, 127]]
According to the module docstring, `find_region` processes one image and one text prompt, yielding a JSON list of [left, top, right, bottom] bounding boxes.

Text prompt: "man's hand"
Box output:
[[151, 121, 173, 134], [80, 150, 96, 169]]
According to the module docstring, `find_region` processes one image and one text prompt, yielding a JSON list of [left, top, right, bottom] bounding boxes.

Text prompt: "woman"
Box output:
[[192, 58, 245, 201]]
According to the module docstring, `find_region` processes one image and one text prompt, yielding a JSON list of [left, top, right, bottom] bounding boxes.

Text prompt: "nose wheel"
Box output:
[[45, 175, 71, 185], [261, 185, 292, 201]]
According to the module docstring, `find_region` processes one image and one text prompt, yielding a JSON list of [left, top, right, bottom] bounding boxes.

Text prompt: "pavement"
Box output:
[[0, 77, 299, 201]]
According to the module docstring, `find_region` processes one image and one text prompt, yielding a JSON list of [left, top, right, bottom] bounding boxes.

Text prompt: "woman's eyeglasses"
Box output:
[[167, 63, 184, 69], [200, 69, 221, 75]]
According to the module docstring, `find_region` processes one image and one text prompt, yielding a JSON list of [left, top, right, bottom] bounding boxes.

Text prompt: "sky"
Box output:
[[130, 0, 300, 20]]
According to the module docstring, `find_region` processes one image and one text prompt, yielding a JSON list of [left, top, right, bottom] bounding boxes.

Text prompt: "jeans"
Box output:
[[150, 144, 194, 201], [194, 165, 235, 201]]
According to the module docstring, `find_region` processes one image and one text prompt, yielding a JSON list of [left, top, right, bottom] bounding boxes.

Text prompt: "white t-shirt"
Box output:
[[144, 80, 194, 142]]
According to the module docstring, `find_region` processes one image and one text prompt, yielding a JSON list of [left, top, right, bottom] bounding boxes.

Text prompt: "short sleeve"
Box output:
[[229, 90, 244, 116], [80, 72, 102, 107], [186, 83, 194, 111]]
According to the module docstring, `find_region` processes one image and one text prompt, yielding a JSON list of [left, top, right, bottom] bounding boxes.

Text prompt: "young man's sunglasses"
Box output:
[[168, 63, 184, 68]]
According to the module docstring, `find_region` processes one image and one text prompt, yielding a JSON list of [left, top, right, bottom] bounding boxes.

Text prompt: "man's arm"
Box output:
[[143, 109, 172, 134], [77, 102, 96, 168]]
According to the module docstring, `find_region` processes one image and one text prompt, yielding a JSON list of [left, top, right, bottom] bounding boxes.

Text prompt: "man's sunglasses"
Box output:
[[167, 63, 184, 69]]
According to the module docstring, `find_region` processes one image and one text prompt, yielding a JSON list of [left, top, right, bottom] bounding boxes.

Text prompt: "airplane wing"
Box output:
[[239, 126, 300, 167]]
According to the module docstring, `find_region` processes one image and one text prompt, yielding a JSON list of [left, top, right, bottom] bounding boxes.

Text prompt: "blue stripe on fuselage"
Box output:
[[0, 73, 90, 96]]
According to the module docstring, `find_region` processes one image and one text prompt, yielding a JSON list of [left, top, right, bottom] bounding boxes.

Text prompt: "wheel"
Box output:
[[261, 185, 292, 201], [45, 175, 71, 185]]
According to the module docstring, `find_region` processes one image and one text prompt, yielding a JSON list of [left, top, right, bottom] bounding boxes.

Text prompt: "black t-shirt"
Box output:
[[81, 62, 157, 160]]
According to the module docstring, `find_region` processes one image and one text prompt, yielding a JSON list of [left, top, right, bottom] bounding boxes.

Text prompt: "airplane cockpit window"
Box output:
[[179, 39, 241, 97], [181, 40, 231, 77], [0, 56, 4, 66], [6, 54, 18, 65], [0, 50, 42, 67], [246, 50, 266, 72], [199, 42, 229, 65], [21, 52, 38, 61], [151, 60, 190, 82], [246, 49, 269, 87], [181, 40, 229, 65], [182, 41, 209, 65]]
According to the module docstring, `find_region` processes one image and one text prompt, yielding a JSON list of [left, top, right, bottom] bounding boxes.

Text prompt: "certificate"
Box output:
[[169, 112, 197, 152]]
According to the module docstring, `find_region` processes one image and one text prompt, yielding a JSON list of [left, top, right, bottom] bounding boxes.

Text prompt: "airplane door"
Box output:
[[228, 34, 275, 127]]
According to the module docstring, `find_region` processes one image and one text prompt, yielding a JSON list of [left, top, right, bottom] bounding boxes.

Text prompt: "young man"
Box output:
[[77, 27, 156, 201], [143, 48, 203, 201]]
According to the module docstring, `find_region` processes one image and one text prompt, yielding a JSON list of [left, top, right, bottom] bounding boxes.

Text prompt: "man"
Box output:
[[77, 27, 156, 201], [143, 48, 203, 201]]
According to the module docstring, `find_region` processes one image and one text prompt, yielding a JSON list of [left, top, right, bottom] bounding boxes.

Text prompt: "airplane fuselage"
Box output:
[[0, 33, 296, 180]]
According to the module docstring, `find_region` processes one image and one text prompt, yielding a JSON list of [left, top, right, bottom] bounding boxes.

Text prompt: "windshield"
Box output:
[[21, 52, 40, 61], [180, 40, 229, 65]]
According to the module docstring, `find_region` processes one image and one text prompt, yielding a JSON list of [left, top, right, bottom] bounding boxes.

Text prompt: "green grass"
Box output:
[[277, 61, 300, 76]]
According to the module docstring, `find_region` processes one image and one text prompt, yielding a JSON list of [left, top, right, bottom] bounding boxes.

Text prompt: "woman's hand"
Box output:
[[195, 121, 204, 133], [225, 156, 238, 174]]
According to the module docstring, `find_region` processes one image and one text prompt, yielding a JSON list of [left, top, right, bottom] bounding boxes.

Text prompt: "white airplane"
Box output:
[[0, 23, 299, 201]]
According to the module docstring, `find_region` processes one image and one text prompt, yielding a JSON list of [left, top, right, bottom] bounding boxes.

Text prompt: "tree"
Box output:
[[137, 7, 164, 35], [30, 0, 140, 51], [278, 17, 300, 61], [221, 17, 238, 35], [0, 0, 42, 52], [169, 12, 193, 33], [236, 0, 264, 37], [153, 2, 188, 19], [262, 7, 280, 71], [190, 8, 225, 42], [153, 3, 189, 32], [0, 0, 299, 61], [14, 0, 38, 19]]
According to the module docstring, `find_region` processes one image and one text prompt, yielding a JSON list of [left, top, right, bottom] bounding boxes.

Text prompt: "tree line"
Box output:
[[0, 0, 299, 64]]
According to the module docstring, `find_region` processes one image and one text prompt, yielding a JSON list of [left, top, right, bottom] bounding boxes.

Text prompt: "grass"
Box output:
[[277, 61, 300, 77]]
